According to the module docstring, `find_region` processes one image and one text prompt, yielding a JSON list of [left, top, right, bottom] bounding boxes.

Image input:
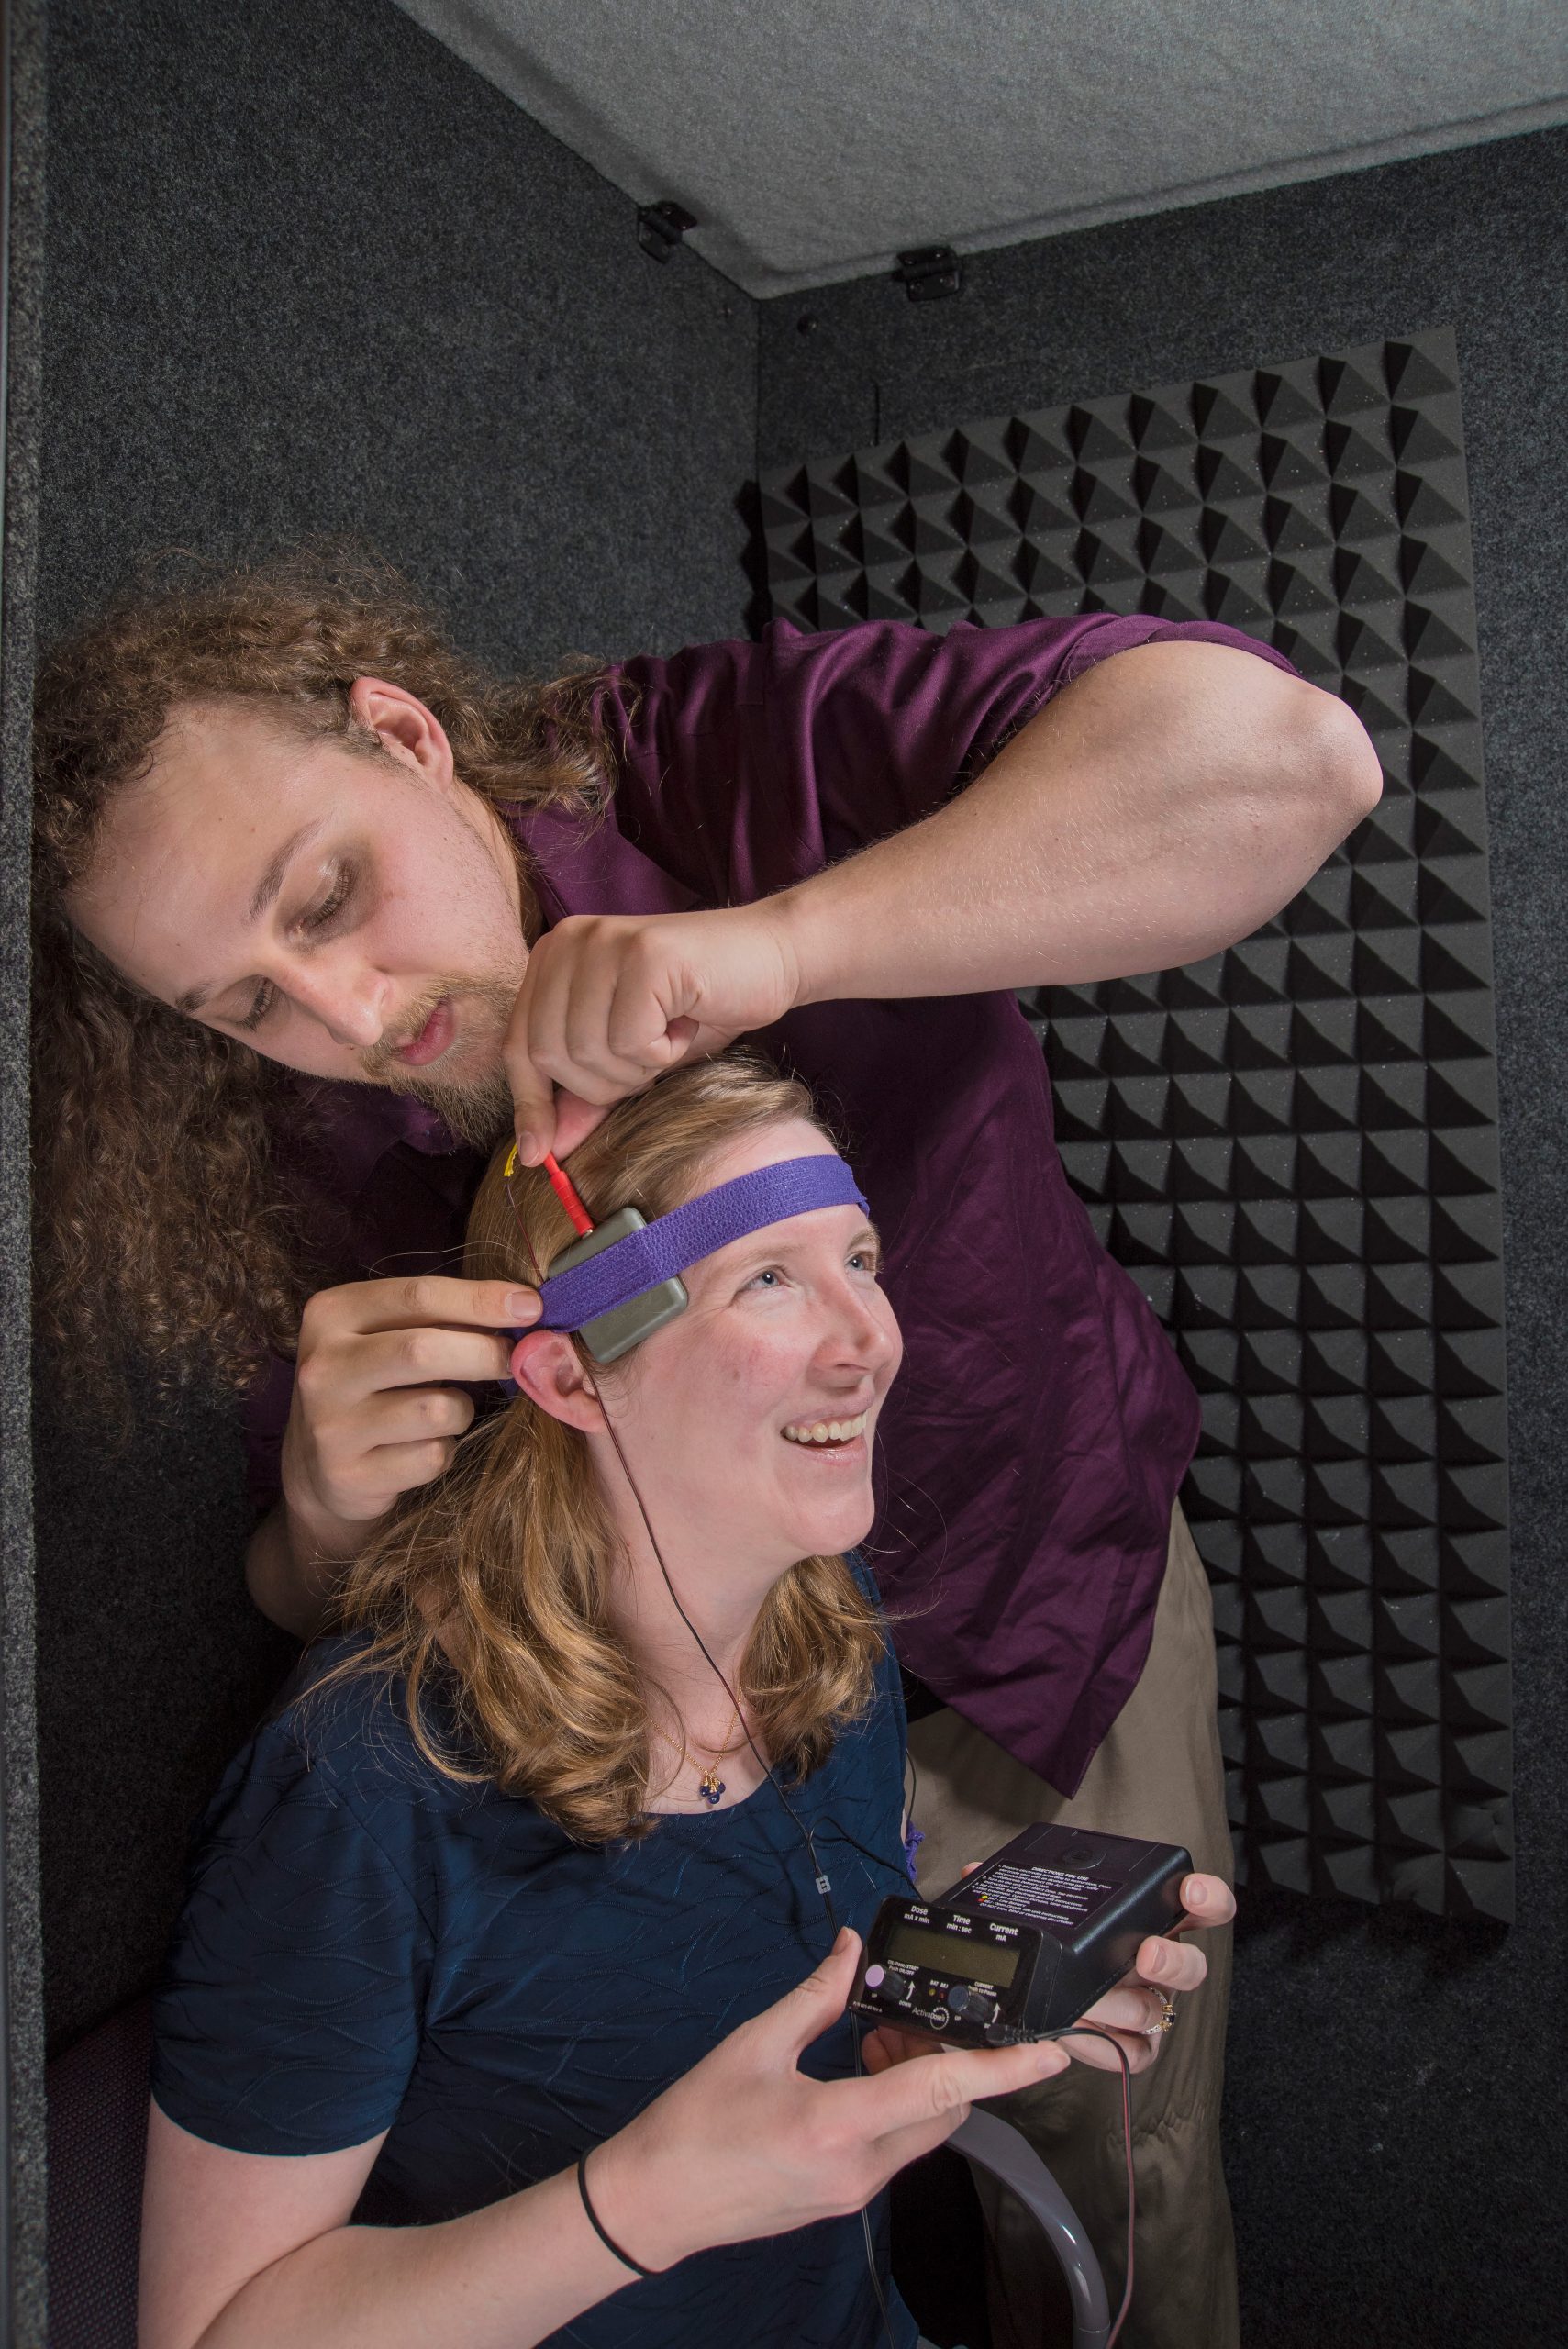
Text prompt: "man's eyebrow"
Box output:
[[248, 818, 326, 922], [172, 819, 327, 1017]]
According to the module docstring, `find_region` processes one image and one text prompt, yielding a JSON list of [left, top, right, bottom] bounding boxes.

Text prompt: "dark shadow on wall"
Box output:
[[36, 0, 757, 2048], [32, 1361, 295, 2052]]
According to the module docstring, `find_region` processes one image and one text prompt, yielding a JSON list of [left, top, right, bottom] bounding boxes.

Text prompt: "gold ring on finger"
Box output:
[[1149, 1993, 1177, 2036]]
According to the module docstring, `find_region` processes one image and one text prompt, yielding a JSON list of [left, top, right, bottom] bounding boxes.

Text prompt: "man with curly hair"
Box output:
[[33, 551, 1380, 2349]]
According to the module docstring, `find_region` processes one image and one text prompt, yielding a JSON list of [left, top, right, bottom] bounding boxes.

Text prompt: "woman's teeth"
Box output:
[[782, 1411, 869, 1446]]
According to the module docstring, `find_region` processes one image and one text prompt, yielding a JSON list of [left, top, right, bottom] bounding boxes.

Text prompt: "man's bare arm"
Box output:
[[244, 1499, 358, 1641], [773, 640, 1382, 1004], [506, 642, 1382, 1152]]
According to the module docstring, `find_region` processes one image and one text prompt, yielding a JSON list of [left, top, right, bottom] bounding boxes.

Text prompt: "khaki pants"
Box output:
[[906, 1505, 1238, 2349]]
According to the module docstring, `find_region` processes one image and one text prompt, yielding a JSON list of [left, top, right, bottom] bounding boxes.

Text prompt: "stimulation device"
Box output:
[[850, 1822, 1192, 2047]]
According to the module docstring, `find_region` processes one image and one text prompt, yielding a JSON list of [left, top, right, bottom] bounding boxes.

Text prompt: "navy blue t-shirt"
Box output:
[[152, 1581, 919, 2349]]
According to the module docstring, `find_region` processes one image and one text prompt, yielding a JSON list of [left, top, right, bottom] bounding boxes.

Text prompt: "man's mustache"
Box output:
[[358, 980, 516, 1084]]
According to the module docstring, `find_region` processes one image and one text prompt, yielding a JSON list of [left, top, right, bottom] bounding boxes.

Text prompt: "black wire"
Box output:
[[1043, 2024, 1138, 2347], [816, 1811, 918, 1890]]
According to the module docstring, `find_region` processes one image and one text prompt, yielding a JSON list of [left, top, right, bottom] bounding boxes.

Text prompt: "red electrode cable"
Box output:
[[542, 1150, 595, 1236]]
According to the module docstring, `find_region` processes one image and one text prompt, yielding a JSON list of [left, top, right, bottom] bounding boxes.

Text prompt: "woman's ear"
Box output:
[[509, 1329, 604, 1431]]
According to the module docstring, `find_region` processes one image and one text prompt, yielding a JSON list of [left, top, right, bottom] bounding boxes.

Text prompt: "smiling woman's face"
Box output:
[[64, 690, 529, 1122], [574, 1117, 904, 1575]]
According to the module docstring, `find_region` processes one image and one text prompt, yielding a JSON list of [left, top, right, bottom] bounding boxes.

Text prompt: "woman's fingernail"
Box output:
[[506, 1290, 540, 1322]]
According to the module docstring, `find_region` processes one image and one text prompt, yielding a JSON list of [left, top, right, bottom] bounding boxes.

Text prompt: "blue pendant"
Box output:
[[697, 1772, 724, 1806]]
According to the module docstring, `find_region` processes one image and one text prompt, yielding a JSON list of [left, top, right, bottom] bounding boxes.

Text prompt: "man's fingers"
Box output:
[[352, 1435, 463, 1501], [350, 1328, 519, 1397], [549, 1092, 614, 1162], [322, 1277, 540, 1340], [346, 1386, 479, 1450], [510, 1058, 559, 1165]]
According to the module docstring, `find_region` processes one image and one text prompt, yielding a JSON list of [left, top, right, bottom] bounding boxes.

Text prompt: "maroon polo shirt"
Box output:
[[245, 614, 1294, 1794]]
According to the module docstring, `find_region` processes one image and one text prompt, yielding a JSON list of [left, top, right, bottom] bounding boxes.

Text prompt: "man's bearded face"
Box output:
[[66, 698, 532, 1133]]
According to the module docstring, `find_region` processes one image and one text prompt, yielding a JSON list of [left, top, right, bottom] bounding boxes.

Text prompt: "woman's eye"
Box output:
[[748, 1267, 784, 1290]]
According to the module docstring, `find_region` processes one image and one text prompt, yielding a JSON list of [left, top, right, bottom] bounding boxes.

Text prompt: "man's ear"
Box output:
[[347, 675, 454, 788], [509, 1329, 604, 1431]]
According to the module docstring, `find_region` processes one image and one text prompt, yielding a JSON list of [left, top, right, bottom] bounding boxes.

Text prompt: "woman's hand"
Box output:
[[583, 1927, 1070, 2272], [862, 1870, 1234, 2080]]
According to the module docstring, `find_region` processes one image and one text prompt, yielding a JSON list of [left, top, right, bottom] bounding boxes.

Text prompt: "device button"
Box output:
[[955, 1987, 998, 2026], [862, 1965, 885, 1989], [929, 2006, 950, 2030], [1058, 1838, 1106, 1870]]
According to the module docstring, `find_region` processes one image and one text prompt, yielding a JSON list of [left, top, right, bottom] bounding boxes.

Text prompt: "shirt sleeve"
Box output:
[[602, 613, 1300, 902], [151, 1700, 432, 2156]]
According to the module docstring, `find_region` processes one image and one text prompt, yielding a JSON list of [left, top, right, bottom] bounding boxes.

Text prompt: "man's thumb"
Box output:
[[510, 1064, 557, 1165]]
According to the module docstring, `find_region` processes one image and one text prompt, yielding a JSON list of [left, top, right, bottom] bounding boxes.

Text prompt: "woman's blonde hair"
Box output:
[[332, 1052, 887, 1844]]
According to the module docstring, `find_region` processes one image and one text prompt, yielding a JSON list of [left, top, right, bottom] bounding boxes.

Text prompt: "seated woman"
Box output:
[[139, 1052, 1232, 2349]]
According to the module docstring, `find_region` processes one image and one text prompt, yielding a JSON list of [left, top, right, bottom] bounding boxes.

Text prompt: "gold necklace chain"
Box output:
[[651, 1699, 746, 1809]]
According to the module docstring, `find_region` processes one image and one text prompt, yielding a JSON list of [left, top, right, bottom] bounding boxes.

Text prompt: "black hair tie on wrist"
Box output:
[[577, 2149, 657, 2278]]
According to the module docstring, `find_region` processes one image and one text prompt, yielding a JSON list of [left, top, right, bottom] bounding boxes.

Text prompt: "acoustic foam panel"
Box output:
[[759, 327, 1511, 1922]]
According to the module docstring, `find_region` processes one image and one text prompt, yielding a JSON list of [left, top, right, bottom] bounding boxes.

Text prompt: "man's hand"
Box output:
[[281, 1275, 539, 1549], [506, 906, 801, 1163]]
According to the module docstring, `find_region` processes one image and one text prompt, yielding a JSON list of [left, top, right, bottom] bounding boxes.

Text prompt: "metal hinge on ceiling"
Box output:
[[638, 201, 698, 262], [894, 244, 963, 301]]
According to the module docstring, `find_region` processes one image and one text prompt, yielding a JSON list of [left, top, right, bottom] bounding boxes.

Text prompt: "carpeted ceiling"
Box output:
[[394, 0, 1568, 295]]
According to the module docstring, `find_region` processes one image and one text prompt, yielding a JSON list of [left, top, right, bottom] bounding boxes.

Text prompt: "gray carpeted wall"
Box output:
[[5, 2, 50, 2332], [756, 128, 1568, 2348], [17, 0, 1566, 2341], [34, 0, 756, 2058]]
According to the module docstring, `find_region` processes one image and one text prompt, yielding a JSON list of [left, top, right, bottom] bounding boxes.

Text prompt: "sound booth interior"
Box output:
[[4, 4, 1567, 2343]]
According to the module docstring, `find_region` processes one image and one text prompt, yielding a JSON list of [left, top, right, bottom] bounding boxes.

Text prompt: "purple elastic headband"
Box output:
[[534, 1153, 868, 1332]]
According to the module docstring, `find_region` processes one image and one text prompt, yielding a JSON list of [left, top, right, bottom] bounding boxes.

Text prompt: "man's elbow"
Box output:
[[1287, 680, 1384, 853]]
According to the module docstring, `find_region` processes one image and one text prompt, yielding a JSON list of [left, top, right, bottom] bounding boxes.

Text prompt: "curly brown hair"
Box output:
[[31, 548, 616, 1403], [328, 1052, 885, 1843]]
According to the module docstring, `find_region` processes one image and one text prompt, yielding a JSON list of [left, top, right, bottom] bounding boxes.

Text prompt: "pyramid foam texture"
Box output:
[[761, 328, 1511, 1921]]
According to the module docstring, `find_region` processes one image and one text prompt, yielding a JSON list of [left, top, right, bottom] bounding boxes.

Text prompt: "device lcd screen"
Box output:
[[884, 1922, 1019, 1988]]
